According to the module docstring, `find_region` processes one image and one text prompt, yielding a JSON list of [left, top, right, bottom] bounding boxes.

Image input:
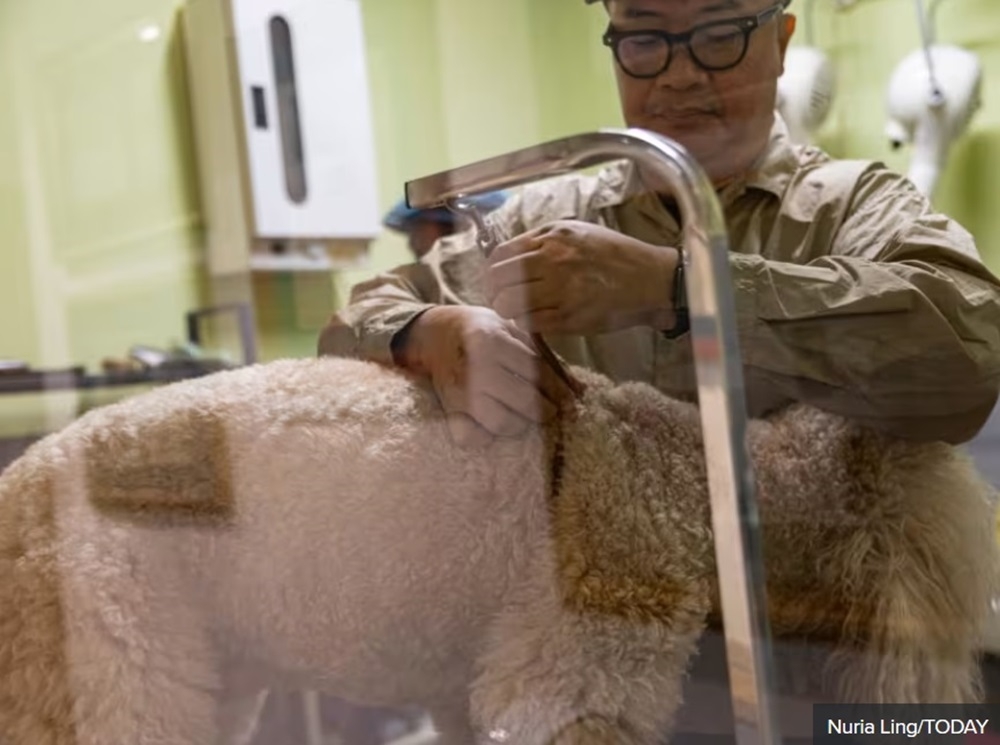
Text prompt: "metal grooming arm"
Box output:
[[406, 128, 781, 745]]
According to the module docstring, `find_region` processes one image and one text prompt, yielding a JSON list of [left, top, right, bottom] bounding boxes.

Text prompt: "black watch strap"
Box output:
[[661, 256, 690, 339]]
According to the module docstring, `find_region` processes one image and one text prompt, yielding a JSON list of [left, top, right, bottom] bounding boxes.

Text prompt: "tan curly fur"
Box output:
[[0, 357, 995, 745]]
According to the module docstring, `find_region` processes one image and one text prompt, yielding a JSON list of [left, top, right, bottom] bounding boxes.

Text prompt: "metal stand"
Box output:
[[406, 128, 782, 745]]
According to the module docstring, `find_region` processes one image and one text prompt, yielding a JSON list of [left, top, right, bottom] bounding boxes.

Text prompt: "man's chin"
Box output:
[[644, 119, 746, 177], [638, 116, 716, 152], [634, 131, 741, 189]]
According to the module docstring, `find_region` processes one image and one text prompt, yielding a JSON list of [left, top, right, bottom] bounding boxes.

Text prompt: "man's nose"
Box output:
[[656, 44, 709, 89]]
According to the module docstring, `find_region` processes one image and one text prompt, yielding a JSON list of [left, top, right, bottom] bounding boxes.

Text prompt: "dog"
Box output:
[[0, 357, 995, 744]]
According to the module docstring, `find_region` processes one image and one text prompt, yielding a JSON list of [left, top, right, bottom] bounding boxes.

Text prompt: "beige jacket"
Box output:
[[320, 121, 1000, 443]]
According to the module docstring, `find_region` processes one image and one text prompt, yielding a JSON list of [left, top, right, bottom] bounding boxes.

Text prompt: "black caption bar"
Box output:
[[814, 704, 1000, 744]]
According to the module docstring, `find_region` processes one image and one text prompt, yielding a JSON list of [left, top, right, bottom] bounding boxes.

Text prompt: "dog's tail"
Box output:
[[826, 440, 998, 704]]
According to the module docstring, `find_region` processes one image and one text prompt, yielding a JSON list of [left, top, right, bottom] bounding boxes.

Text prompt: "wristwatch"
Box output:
[[661, 255, 690, 339]]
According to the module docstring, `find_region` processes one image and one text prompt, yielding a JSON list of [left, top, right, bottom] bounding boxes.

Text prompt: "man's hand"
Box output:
[[485, 220, 679, 335], [393, 306, 573, 447]]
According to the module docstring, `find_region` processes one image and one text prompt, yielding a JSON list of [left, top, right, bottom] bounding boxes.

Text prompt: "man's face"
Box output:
[[605, 0, 795, 184]]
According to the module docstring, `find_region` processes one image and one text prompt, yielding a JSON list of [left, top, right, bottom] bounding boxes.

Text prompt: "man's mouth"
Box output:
[[648, 107, 720, 121]]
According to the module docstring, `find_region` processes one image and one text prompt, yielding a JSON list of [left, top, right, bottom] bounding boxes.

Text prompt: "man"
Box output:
[[319, 0, 1000, 448], [318, 2, 1000, 737], [382, 192, 508, 260]]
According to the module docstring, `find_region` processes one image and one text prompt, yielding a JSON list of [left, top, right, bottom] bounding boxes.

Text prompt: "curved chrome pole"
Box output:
[[405, 128, 781, 745]]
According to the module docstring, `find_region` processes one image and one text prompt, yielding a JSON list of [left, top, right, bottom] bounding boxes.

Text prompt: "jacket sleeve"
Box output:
[[317, 170, 610, 363], [316, 233, 487, 364], [730, 165, 1000, 443]]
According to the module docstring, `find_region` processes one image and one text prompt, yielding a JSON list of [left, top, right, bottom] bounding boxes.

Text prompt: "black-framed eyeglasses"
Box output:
[[602, 0, 791, 79]]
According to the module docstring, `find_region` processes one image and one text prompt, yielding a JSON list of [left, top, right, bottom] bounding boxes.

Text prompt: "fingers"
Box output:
[[485, 232, 567, 322], [495, 329, 555, 390], [470, 393, 535, 437], [435, 348, 563, 442], [440, 363, 554, 433], [488, 226, 548, 265], [486, 247, 546, 298], [495, 327, 574, 405], [446, 412, 495, 449], [510, 308, 571, 335], [491, 281, 557, 322], [424, 306, 576, 444], [491, 329, 574, 411], [490, 370, 559, 426], [440, 390, 528, 445]]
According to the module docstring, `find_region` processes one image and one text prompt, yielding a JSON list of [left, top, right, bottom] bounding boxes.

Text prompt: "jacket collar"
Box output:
[[738, 114, 799, 199], [602, 113, 801, 211]]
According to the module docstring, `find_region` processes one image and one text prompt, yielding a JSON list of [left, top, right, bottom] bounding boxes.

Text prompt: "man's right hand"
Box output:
[[392, 306, 572, 447]]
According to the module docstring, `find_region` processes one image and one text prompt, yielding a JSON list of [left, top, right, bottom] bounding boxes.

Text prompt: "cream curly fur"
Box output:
[[0, 357, 995, 745]]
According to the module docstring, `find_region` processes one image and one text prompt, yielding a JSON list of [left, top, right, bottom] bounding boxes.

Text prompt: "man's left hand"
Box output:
[[485, 220, 679, 335]]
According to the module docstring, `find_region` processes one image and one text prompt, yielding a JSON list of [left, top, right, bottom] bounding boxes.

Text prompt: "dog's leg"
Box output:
[[426, 703, 476, 745], [547, 716, 641, 745], [60, 590, 224, 745], [217, 689, 269, 745], [54, 534, 226, 745], [468, 550, 707, 745], [1, 455, 227, 745]]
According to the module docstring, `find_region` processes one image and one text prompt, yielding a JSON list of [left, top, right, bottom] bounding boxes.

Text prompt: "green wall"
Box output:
[[0, 0, 207, 435], [1, 0, 998, 436], [807, 0, 1000, 268]]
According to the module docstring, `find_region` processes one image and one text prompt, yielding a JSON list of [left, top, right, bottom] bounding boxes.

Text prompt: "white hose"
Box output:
[[913, 0, 945, 103]]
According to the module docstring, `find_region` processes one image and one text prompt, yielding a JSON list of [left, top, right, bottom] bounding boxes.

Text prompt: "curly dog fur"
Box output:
[[0, 357, 995, 744]]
